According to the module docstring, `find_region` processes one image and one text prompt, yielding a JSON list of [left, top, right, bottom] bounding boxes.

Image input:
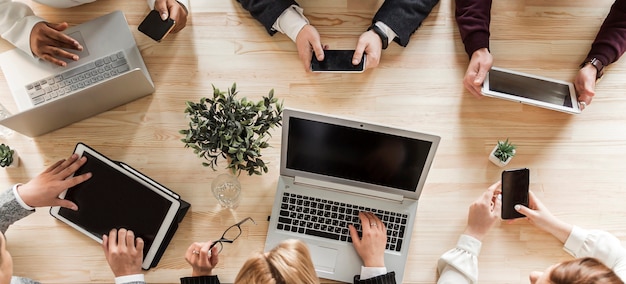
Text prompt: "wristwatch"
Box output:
[[579, 57, 604, 80], [368, 24, 388, 50]]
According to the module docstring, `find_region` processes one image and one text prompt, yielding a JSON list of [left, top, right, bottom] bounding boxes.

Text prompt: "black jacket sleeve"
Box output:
[[354, 271, 397, 284], [373, 0, 440, 46], [236, 0, 298, 36], [180, 275, 221, 284]]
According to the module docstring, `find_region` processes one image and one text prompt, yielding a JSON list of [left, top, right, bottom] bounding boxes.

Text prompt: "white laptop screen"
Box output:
[[284, 116, 434, 192]]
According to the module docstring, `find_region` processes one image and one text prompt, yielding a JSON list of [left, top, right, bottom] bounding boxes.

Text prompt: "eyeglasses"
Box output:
[[209, 217, 256, 253]]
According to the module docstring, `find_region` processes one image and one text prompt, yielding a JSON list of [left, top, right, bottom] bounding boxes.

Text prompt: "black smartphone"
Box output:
[[138, 10, 176, 42], [501, 168, 530, 219], [310, 50, 365, 73]]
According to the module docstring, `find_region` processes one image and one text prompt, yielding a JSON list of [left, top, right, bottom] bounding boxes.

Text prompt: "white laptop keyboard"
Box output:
[[25, 51, 130, 106], [277, 192, 408, 252]]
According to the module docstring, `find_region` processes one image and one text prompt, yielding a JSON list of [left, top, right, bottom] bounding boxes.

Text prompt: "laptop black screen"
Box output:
[[58, 152, 172, 257], [286, 117, 433, 192]]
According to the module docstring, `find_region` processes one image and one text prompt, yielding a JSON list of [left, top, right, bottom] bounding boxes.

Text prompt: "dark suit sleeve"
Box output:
[[236, 0, 298, 36], [585, 0, 626, 66], [353, 271, 397, 284], [373, 0, 440, 47], [180, 276, 220, 284], [455, 0, 492, 57]]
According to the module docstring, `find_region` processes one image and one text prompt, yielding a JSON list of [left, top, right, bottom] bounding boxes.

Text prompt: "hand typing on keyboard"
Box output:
[[349, 211, 387, 267], [30, 22, 83, 67]]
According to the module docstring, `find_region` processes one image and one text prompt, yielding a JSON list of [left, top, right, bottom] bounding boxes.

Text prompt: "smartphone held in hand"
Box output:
[[310, 50, 365, 73], [501, 168, 529, 219], [138, 10, 176, 42]]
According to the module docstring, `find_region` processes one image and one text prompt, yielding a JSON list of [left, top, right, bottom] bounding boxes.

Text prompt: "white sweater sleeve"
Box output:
[[437, 234, 482, 284], [563, 226, 626, 282], [0, 0, 45, 57]]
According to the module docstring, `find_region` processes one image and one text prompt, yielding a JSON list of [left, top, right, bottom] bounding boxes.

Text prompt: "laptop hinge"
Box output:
[[293, 176, 404, 203]]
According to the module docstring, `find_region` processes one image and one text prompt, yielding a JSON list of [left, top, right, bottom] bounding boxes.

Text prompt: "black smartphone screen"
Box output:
[[138, 10, 176, 42], [311, 50, 365, 72], [501, 168, 530, 219]]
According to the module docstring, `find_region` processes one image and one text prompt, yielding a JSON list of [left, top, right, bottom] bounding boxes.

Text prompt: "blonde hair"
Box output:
[[549, 257, 623, 284], [234, 239, 319, 284]]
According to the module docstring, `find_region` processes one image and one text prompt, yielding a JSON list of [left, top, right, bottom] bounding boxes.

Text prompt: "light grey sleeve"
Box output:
[[11, 276, 40, 284], [0, 188, 34, 234]]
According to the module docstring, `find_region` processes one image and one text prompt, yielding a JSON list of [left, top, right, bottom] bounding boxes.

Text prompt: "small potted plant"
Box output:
[[489, 138, 516, 167], [0, 143, 19, 168], [180, 83, 283, 207]]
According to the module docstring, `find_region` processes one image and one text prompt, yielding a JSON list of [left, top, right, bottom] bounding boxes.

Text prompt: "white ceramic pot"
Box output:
[[489, 145, 514, 167], [8, 149, 19, 168]]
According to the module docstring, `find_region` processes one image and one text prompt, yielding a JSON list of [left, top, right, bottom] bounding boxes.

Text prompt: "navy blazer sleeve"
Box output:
[[354, 271, 397, 284], [236, 0, 297, 36], [373, 0, 440, 46]]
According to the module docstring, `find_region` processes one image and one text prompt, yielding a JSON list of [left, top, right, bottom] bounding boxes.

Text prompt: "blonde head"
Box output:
[[234, 239, 319, 284]]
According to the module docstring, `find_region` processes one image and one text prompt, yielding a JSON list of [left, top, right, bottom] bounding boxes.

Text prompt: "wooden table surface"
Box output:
[[1, 0, 626, 283]]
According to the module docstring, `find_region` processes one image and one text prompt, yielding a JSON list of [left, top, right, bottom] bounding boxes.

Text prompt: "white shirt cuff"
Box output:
[[272, 5, 309, 42], [115, 274, 145, 284], [360, 266, 387, 280], [12, 184, 34, 211], [374, 21, 398, 45]]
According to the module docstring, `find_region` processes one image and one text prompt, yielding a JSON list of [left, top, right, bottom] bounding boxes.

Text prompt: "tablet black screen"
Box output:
[[58, 152, 172, 257], [488, 68, 573, 108]]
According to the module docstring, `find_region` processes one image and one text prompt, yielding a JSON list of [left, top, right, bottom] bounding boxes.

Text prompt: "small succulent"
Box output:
[[0, 143, 14, 167], [494, 138, 516, 162]]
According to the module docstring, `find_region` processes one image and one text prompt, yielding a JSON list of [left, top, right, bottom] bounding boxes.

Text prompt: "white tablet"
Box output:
[[482, 67, 581, 114], [50, 143, 181, 270]]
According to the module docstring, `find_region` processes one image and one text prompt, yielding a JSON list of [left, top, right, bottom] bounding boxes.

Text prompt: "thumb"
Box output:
[[154, 1, 169, 20], [47, 22, 69, 32], [514, 204, 532, 218], [348, 224, 361, 247], [55, 199, 78, 211], [474, 67, 488, 85]]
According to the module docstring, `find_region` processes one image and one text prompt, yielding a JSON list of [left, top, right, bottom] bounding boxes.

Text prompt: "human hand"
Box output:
[[154, 0, 188, 33], [295, 25, 325, 71], [463, 181, 501, 241], [349, 211, 387, 267], [574, 64, 597, 110], [185, 241, 219, 276], [463, 48, 493, 98], [17, 154, 91, 210], [30, 22, 83, 67], [353, 30, 382, 70], [102, 228, 144, 277], [514, 191, 573, 243]]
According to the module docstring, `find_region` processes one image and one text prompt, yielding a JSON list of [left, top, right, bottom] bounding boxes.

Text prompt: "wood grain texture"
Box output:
[[1, 0, 626, 283]]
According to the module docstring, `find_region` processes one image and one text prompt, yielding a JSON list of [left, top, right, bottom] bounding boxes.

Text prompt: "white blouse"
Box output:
[[437, 226, 626, 283]]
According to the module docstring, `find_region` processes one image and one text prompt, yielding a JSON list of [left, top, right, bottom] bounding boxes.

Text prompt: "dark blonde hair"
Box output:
[[549, 257, 623, 284], [234, 239, 319, 284]]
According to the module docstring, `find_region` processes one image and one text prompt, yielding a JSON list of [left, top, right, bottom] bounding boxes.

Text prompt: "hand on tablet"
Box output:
[[103, 228, 144, 277], [185, 241, 219, 276], [574, 64, 597, 110], [17, 154, 91, 210], [464, 48, 493, 98]]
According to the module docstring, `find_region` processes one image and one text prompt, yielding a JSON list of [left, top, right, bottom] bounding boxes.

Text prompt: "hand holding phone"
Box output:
[[310, 50, 365, 73], [138, 10, 176, 42], [501, 168, 529, 219]]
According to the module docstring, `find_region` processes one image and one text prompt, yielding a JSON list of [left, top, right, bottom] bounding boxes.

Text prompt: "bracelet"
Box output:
[[368, 24, 388, 50]]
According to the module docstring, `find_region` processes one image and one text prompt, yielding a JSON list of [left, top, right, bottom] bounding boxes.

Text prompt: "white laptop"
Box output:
[[482, 67, 581, 114], [265, 108, 440, 283], [0, 10, 154, 137]]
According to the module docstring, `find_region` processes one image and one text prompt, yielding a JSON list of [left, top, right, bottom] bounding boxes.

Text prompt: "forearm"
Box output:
[[372, 0, 440, 47], [236, 0, 297, 35], [0, 187, 35, 233], [585, 0, 626, 66], [455, 0, 492, 57]]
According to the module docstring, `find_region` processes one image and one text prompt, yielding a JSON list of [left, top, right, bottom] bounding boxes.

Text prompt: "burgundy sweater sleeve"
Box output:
[[585, 0, 626, 66], [455, 0, 492, 57]]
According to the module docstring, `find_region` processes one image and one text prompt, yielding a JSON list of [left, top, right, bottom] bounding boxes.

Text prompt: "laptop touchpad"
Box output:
[[59, 31, 90, 65], [309, 244, 338, 273]]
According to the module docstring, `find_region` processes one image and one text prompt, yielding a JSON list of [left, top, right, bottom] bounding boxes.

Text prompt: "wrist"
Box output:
[[192, 269, 212, 277], [471, 48, 490, 59], [579, 57, 604, 80], [363, 258, 385, 267], [463, 227, 486, 241], [367, 24, 388, 50]]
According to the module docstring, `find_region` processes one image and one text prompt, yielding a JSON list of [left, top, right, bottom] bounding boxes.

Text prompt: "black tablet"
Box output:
[[49, 143, 181, 270]]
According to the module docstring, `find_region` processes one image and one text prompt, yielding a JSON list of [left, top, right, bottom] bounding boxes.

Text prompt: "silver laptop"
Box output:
[[0, 10, 154, 137], [265, 108, 440, 283]]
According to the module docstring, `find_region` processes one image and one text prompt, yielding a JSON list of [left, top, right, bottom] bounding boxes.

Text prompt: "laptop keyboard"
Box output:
[[25, 51, 130, 106], [277, 192, 408, 252]]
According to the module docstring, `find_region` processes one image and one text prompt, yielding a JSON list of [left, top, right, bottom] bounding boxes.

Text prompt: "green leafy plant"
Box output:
[[180, 83, 283, 176], [0, 143, 14, 168], [494, 138, 516, 162]]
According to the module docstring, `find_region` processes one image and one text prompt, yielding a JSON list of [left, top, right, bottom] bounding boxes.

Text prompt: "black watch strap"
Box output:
[[368, 24, 389, 50], [580, 57, 605, 80]]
